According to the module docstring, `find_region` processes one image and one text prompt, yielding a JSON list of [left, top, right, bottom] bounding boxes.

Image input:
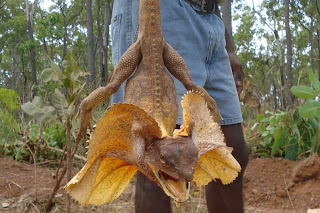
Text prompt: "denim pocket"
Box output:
[[111, 13, 122, 66]]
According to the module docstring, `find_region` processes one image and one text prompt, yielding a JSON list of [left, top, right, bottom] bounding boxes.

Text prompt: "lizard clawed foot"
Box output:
[[75, 104, 96, 144], [188, 88, 223, 124]]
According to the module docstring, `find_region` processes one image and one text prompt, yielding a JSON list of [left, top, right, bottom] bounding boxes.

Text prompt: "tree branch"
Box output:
[[47, 146, 87, 161], [0, 1, 7, 10], [290, 1, 310, 33], [251, 0, 274, 32]]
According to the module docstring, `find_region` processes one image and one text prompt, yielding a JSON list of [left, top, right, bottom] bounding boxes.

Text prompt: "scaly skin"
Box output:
[[75, 0, 222, 202]]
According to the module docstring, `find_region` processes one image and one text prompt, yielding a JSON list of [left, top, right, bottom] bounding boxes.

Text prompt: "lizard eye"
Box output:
[[160, 152, 165, 164]]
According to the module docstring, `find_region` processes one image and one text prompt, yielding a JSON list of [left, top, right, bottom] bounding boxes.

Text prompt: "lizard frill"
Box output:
[[65, 104, 162, 205], [176, 91, 241, 187]]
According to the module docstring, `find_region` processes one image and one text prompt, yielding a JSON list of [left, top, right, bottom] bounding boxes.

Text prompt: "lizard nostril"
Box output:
[[182, 170, 194, 182], [186, 175, 193, 182]]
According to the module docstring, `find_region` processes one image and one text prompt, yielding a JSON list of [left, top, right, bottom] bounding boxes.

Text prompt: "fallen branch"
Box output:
[[45, 136, 86, 211], [283, 175, 298, 213], [8, 181, 24, 190], [30, 201, 41, 213], [45, 165, 67, 210], [26, 144, 38, 200], [47, 146, 87, 161]]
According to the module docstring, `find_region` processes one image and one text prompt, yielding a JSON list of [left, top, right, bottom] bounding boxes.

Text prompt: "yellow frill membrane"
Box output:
[[65, 104, 162, 205], [177, 91, 241, 187], [66, 92, 241, 205]]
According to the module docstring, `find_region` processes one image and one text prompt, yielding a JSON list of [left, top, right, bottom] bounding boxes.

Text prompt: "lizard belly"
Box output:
[[124, 61, 178, 136]]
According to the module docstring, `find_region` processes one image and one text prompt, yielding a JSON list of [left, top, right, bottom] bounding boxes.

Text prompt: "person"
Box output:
[[110, 0, 249, 212]]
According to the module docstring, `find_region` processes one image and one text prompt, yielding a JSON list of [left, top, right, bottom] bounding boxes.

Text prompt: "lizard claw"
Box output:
[[89, 124, 94, 133], [76, 110, 80, 119], [90, 117, 98, 124], [75, 101, 95, 144]]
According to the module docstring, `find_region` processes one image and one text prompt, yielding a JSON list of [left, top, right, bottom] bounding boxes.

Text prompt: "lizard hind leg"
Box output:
[[163, 42, 222, 123]]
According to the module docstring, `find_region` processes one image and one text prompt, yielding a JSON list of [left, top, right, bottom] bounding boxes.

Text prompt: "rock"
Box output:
[[251, 188, 258, 195], [2, 202, 9, 208], [55, 193, 63, 198], [289, 153, 320, 185], [275, 188, 288, 198], [308, 209, 320, 213]]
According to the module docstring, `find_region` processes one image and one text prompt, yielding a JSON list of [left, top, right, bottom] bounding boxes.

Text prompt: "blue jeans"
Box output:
[[111, 0, 242, 125]]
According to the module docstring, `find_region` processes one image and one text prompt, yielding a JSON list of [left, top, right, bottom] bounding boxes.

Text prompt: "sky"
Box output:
[[39, 0, 264, 13], [246, 0, 263, 8], [38, 0, 266, 44]]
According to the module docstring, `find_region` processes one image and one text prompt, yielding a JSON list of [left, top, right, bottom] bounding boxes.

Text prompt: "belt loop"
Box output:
[[186, 0, 216, 13], [201, 0, 208, 12]]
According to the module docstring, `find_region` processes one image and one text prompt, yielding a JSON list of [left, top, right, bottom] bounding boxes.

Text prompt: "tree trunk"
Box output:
[[10, 44, 19, 90], [86, 0, 96, 87], [266, 59, 278, 111], [279, 56, 286, 110], [317, 29, 320, 80], [284, 0, 294, 108], [102, 0, 113, 86], [270, 71, 278, 111], [309, 12, 315, 73], [61, 5, 68, 63], [25, 0, 38, 97], [66, 116, 72, 213], [39, 12, 49, 56], [222, 0, 233, 42], [275, 31, 285, 110], [271, 9, 286, 110], [97, 0, 104, 85]]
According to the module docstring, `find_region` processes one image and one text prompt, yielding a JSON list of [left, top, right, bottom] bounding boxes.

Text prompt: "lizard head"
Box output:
[[144, 134, 198, 202]]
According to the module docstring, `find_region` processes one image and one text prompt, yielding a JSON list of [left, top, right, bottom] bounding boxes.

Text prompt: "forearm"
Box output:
[[214, 5, 244, 95]]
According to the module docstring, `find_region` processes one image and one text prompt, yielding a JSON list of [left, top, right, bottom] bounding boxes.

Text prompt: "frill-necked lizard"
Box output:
[[66, 0, 241, 205]]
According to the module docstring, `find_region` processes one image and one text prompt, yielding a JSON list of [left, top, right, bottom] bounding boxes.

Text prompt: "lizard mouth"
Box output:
[[148, 163, 190, 202]]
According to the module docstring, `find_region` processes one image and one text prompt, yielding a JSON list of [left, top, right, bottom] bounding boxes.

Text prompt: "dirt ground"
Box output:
[[0, 154, 319, 213]]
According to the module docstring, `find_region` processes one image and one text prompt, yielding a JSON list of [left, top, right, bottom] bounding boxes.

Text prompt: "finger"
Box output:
[[236, 85, 243, 95]]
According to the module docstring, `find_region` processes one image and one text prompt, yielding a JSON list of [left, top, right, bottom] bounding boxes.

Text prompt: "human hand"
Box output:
[[228, 52, 244, 95]]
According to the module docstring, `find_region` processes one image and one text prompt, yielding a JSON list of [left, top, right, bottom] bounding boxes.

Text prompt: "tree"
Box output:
[[222, 0, 233, 41], [284, 0, 294, 107], [25, 0, 39, 97], [86, 0, 95, 87], [101, 0, 113, 85]]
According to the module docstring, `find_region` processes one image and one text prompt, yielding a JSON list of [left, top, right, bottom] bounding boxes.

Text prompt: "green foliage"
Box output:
[[0, 138, 29, 161], [291, 71, 320, 119], [0, 123, 66, 161], [249, 71, 320, 160], [35, 12, 64, 42], [291, 85, 318, 99], [21, 96, 61, 125], [6, 54, 86, 161], [0, 88, 20, 110], [250, 109, 319, 160], [0, 88, 21, 158], [0, 88, 20, 143], [43, 124, 66, 149], [22, 54, 86, 125]]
